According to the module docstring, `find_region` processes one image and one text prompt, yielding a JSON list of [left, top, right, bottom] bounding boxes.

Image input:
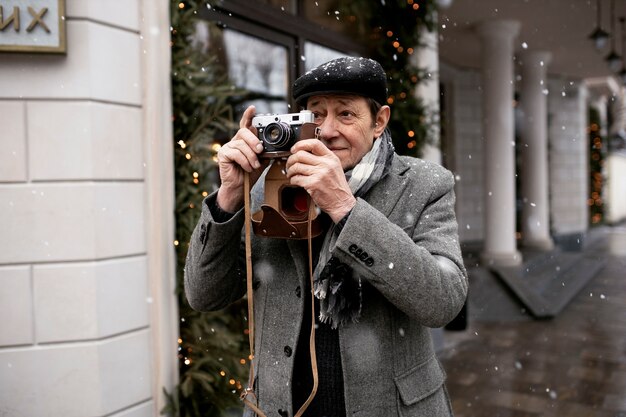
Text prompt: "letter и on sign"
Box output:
[[0, 0, 66, 54]]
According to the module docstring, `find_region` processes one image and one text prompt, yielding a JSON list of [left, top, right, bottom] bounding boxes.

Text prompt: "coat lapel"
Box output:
[[363, 155, 411, 217], [286, 239, 310, 289]]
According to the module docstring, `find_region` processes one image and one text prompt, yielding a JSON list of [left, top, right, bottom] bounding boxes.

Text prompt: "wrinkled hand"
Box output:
[[216, 105, 266, 212], [286, 139, 356, 223]]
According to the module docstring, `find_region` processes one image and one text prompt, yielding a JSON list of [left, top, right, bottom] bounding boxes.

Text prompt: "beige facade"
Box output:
[[0, 0, 177, 415]]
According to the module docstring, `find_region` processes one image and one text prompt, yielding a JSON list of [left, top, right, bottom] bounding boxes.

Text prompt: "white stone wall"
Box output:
[[440, 64, 485, 243], [0, 1, 161, 415], [547, 80, 590, 236]]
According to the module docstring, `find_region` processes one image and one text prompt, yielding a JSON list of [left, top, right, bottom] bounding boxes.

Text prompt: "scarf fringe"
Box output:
[[313, 130, 394, 328]]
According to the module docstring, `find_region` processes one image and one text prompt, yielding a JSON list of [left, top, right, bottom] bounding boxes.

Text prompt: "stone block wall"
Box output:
[[440, 64, 485, 244], [0, 1, 159, 415], [547, 80, 589, 239]]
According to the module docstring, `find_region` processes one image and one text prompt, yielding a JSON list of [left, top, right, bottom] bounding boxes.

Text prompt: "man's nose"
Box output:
[[316, 116, 338, 140]]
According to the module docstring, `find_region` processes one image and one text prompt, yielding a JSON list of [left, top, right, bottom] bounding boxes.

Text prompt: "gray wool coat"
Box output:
[[185, 154, 468, 417]]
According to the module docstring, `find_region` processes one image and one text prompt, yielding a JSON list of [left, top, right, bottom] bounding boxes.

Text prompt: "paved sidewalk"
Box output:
[[439, 225, 626, 417]]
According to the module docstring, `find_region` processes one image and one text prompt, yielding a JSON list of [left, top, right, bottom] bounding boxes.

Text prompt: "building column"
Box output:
[[142, 0, 180, 412], [412, 24, 442, 164], [476, 20, 522, 266], [519, 51, 554, 250]]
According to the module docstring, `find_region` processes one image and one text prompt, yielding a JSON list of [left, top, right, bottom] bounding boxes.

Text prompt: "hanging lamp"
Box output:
[[605, 0, 622, 71], [589, 0, 610, 49]]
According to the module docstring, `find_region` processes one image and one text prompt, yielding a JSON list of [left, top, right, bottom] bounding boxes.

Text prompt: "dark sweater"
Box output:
[[292, 279, 346, 417]]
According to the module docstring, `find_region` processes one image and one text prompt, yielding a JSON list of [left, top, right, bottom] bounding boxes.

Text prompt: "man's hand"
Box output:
[[286, 139, 356, 223], [216, 105, 266, 212]]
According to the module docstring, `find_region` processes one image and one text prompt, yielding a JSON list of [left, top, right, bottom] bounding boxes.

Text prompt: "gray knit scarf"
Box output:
[[314, 129, 395, 328]]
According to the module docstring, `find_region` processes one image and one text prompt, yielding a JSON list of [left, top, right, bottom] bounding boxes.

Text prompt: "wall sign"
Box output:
[[0, 0, 66, 53]]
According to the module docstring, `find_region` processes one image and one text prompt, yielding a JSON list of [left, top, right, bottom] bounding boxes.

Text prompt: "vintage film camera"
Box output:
[[252, 110, 316, 156], [250, 111, 322, 239]]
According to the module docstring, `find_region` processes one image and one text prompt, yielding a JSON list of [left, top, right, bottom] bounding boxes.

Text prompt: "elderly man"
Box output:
[[185, 57, 468, 417]]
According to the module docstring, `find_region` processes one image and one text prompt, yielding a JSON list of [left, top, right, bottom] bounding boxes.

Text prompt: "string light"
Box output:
[[587, 117, 604, 224]]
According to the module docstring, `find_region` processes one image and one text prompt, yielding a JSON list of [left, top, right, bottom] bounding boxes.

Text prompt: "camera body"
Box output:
[[252, 110, 316, 155], [249, 110, 321, 239]]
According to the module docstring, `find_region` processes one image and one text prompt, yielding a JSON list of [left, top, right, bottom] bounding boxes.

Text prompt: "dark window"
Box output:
[[198, 0, 366, 114]]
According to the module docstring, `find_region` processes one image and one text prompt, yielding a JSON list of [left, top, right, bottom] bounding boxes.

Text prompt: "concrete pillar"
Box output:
[[476, 20, 522, 266], [412, 25, 442, 164], [519, 51, 554, 250], [142, 0, 180, 412]]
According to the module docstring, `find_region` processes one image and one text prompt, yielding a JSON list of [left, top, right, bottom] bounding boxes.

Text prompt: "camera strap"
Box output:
[[241, 172, 319, 417]]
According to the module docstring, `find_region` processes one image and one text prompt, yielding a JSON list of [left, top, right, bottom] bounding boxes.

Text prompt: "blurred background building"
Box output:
[[1, 0, 625, 415]]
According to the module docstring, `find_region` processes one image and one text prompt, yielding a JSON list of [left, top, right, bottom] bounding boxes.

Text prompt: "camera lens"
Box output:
[[262, 122, 294, 149]]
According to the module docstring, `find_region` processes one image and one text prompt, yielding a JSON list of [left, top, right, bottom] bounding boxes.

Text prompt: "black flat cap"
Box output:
[[292, 57, 388, 107]]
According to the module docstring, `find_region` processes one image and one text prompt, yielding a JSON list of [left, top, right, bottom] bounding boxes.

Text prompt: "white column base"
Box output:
[[522, 237, 555, 251], [480, 249, 523, 267]]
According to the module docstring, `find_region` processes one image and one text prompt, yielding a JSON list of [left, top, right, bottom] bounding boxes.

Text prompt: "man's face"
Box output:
[[306, 95, 387, 171]]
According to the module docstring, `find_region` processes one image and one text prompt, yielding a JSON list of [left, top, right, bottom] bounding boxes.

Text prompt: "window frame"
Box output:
[[199, 0, 367, 108]]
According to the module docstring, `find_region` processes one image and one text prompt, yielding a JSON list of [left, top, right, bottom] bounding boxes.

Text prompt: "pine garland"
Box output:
[[588, 107, 605, 225], [334, 0, 439, 156], [164, 1, 250, 415]]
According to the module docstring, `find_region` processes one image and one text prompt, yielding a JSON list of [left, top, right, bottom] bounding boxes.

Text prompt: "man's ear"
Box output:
[[374, 105, 391, 137]]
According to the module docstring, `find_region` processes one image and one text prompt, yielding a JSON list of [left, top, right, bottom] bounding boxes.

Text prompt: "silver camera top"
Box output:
[[252, 110, 314, 127]]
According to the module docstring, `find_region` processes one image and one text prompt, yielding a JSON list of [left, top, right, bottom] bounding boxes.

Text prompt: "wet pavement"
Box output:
[[439, 225, 626, 417]]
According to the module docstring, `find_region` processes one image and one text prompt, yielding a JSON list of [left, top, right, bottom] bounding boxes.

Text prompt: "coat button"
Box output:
[[284, 346, 293, 357], [295, 285, 301, 298], [278, 409, 288, 417]]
